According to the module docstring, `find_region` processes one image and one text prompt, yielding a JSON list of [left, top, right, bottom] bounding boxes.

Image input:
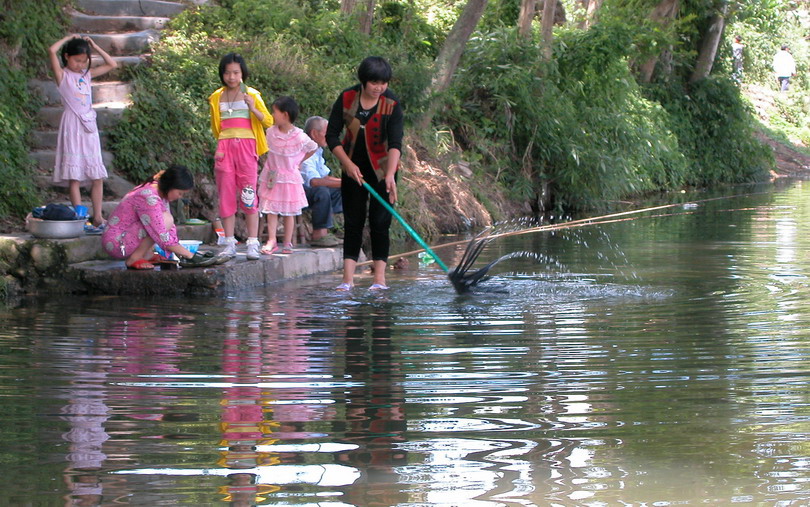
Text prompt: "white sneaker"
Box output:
[[246, 239, 260, 260], [222, 238, 237, 257]]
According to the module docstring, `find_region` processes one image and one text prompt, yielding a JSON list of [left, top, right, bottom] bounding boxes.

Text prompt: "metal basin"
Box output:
[[26, 216, 86, 239]]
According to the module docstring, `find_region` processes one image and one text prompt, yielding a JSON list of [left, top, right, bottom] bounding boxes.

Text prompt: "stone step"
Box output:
[[34, 168, 135, 202], [71, 11, 170, 32], [29, 79, 133, 106], [75, 0, 185, 18], [73, 246, 343, 296], [31, 149, 116, 173], [37, 102, 127, 130], [86, 30, 160, 56], [91, 54, 145, 75]]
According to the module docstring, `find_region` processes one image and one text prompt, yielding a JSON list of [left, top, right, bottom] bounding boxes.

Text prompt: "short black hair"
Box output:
[[219, 53, 249, 85], [272, 96, 300, 124], [357, 56, 392, 86], [61, 38, 92, 72], [157, 165, 195, 195]]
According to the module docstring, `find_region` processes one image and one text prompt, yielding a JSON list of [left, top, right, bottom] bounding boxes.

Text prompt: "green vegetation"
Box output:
[[0, 0, 67, 217], [2, 0, 809, 227]]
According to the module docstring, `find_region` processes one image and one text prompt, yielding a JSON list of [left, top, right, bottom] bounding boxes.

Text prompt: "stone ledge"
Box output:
[[73, 246, 343, 295]]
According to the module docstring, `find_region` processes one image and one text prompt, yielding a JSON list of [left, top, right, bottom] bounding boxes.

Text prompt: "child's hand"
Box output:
[[243, 93, 255, 110]]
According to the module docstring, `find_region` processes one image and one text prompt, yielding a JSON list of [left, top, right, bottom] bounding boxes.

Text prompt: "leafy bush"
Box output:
[[0, 59, 39, 216], [0, 0, 68, 217], [646, 77, 772, 185], [442, 23, 688, 210]]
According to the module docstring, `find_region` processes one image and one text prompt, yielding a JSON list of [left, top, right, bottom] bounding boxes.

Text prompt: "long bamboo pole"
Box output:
[[358, 193, 757, 267]]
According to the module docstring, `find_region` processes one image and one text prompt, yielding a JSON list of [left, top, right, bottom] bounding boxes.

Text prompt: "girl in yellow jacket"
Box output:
[[208, 53, 273, 260]]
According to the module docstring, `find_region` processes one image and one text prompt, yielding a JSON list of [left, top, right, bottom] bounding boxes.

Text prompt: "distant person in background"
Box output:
[[773, 44, 796, 92], [301, 116, 343, 248], [731, 35, 744, 84]]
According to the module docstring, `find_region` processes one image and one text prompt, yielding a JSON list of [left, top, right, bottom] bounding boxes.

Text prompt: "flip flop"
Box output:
[[261, 245, 278, 255], [369, 283, 389, 291], [281, 243, 294, 254], [126, 258, 155, 270]]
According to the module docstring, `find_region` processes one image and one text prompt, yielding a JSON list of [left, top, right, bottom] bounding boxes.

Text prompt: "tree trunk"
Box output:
[[518, 0, 537, 39], [540, 0, 557, 60], [582, 0, 602, 29], [689, 1, 728, 83], [418, 0, 488, 129], [359, 0, 375, 35], [340, 0, 356, 15], [638, 0, 679, 83]]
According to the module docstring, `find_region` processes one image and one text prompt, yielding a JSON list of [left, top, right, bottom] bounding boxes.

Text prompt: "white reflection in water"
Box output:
[[113, 464, 361, 486]]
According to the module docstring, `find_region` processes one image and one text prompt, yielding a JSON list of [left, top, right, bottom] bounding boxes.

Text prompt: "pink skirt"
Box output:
[[258, 181, 308, 216]]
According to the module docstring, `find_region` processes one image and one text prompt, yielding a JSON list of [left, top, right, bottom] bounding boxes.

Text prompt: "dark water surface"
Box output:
[[2, 182, 809, 506]]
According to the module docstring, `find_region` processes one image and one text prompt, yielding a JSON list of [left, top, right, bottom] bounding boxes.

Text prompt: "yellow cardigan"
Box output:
[[208, 86, 274, 156]]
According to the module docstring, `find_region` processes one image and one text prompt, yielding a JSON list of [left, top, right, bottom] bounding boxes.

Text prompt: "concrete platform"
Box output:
[[1, 229, 343, 297], [74, 245, 343, 295]]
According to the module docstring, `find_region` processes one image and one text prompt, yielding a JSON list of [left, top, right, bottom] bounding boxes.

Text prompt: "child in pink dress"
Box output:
[[48, 35, 118, 232], [257, 96, 317, 254]]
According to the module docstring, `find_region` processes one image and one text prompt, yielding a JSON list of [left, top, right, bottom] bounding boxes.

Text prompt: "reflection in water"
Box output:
[[339, 305, 409, 505], [60, 355, 109, 506], [1, 181, 809, 504], [218, 310, 281, 502]]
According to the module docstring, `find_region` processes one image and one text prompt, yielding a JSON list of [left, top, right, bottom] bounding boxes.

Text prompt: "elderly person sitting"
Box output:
[[300, 115, 343, 247]]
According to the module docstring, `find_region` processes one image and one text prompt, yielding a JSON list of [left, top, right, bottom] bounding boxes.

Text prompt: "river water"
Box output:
[[1, 181, 808, 506]]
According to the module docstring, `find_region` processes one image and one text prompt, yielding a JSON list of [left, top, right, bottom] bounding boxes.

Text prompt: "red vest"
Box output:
[[340, 88, 398, 181]]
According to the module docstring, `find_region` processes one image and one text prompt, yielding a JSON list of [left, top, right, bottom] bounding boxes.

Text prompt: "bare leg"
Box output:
[[222, 215, 235, 238], [246, 212, 259, 238], [90, 179, 104, 226], [68, 180, 82, 207], [263, 213, 278, 250], [282, 216, 295, 246], [342, 258, 357, 286], [372, 260, 387, 287], [126, 210, 174, 266], [126, 236, 157, 267]]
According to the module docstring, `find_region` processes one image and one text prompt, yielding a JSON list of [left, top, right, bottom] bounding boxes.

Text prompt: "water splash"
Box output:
[[449, 219, 550, 293]]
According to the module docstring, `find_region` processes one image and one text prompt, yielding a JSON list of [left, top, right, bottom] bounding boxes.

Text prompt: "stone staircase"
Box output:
[[24, 0, 214, 254], [28, 0, 187, 206]]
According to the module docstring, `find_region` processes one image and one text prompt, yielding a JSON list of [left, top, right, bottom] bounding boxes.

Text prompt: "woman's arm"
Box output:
[[383, 96, 404, 203], [326, 91, 363, 184], [384, 148, 401, 203]]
